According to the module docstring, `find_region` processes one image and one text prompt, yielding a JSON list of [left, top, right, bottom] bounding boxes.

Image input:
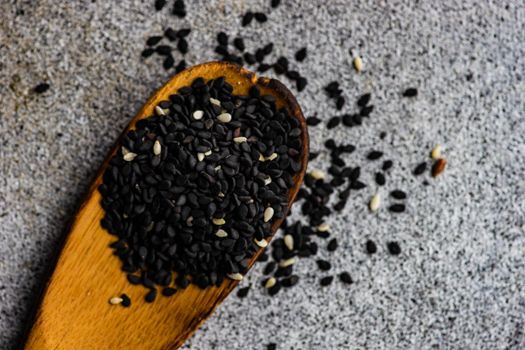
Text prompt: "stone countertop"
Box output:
[[1, 0, 524, 349]]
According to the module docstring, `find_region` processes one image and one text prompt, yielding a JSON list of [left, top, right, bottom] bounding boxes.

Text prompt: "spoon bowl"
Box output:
[[24, 61, 308, 350]]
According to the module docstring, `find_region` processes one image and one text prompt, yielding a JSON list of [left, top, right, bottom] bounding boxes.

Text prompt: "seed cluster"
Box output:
[[100, 77, 303, 301], [105, 0, 448, 306]]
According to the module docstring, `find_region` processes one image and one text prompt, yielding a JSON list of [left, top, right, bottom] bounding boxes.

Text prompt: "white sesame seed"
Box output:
[[264, 177, 272, 185], [217, 113, 232, 123], [431, 144, 442, 160], [123, 152, 137, 161], [264, 277, 276, 289], [212, 218, 226, 225], [197, 153, 205, 162], [309, 169, 325, 180], [214, 165, 222, 171], [193, 110, 204, 120], [266, 153, 278, 161], [284, 234, 294, 251], [369, 193, 381, 212], [227, 273, 243, 281], [279, 257, 296, 268], [215, 229, 228, 238], [255, 238, 268, 248], [121, 146, 130, 155], [218, 192, 225, 197], [233, 136, 247, 143], [210, 98, 221, 106], [155, 106, 167, 116], [204, 150, 212, 156], [259, 153, 266, 161], [109, 297, 123, 305], [153, 140, 161, 155], [263, 207, 274, 222], [353, 56, 363, 72], [317, 223, 330, 232]]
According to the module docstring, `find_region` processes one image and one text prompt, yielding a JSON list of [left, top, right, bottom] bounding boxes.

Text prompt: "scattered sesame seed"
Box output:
[[432, 158, 447, 177], [284, 234, 294, 251], [387, 241, 401, 255], [309, 169, 325, 180], [279, 257, 296, 268], [353, 56, 363, 72], [431, 144, 442, 159], [264, 277, 277, 288], [369, 194, 381, 212], [109, 296, 123, 305]]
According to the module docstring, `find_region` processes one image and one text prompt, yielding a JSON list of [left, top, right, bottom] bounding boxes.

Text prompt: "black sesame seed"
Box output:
[[254, 12, 268, 22], [141, 48, 155, 58], [233, 37, 245, 52], [360, 105, 374, 117], [296, 77, 308, 92], [367, 151, 383, 160], [379, 131, 387, 139], [268, 282, 281, 295], [237, 286, 250, 298], [177, 39, 188, 54], [217, 32, 228, 46], [175, 59, 187, 73], [306, 116, 322, 126], [316, 259, 331, 271], [162, 287, 177, 297], [267, 343, 277, 350], [327, 238, 338, 251], [365, 240, 377, 254], [146, 36, 163, 46], [336, 96, 345, 110], [295, 47, 307, 62], [327, 117, 341, 129], [145, 289, 157, 303], [127, 274, 141, 285], [320, 276, 333, 286], [413, 162, 427, 175], [325, 139, 336, 149], [120, 293, 131, 307], [281, 275, 299, 288], [339, 272, 353, 284], [402, 88, 418, 97], [357, 93, 371, 107], [33, 83, 50, 94], [263, 261, 277, 275], [389, 204, 406, 213], [382, 160, 393, 171], [375, 172, 386, 186], [164, 28, 178, 41], [387, 242, 401, 255], [271, 0, 281, 8], [156, 45, 172, 55], [155, 0, 167, 11], [177, 28, 191, 38], [390, 190, 407, 199], [163, 55, 175, 70], [242, 12, 254, 26]]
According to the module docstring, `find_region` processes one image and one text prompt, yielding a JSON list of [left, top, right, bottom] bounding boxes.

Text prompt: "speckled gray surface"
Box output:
[[1, 0, 525, 349]]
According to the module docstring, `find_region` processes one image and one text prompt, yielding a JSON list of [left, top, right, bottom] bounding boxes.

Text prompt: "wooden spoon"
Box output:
[[23, 61, 309, 350]]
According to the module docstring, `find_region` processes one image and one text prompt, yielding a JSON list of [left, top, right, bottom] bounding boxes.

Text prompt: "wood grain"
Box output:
[[23, 61, 309, 350]]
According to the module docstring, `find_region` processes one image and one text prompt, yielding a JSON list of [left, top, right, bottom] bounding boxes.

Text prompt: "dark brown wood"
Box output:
[[24, 61, 309, 350]]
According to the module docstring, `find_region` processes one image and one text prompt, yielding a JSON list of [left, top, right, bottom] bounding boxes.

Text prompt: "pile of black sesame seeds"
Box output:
[[100, 75, 305, 303], [96, 0, 448, 317]]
